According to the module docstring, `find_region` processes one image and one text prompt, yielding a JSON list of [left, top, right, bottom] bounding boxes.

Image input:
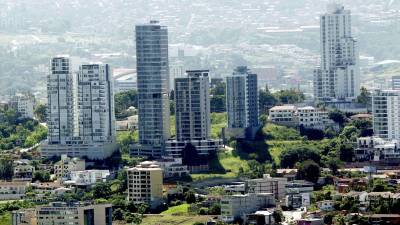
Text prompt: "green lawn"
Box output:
[[170, 116, 176, 138], [0, 213, 11, 225], [161, 203, 190, 215], [191, 150, 249, 181], [210, 113, 227, 139], [141, 215, 212, 225]]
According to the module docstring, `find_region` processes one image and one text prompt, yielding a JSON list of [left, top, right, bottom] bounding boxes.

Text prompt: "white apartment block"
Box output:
[[297, 106, 331, 129], [372, 89, 400, 140], [77, 64, 116, 143], [46, 56, 74, 145], [127, 161, 163, 208], [220, 193, 275, 223], [314, 4, 360, 101], [35, 202, 112, 225], [149, 157, 189, 178], [166, 70, 222, 158], [285, 180, 314, 209], [68, 170, 110, 186], [269, 105, 334, 130], [9, 94, 35, 119], [42, 57, 117, 160], [356, 136, 400, 162], [268, 105, 297, 123], [13, 160, 35, 181], [133, 20, 170, 157], [246, 175, 287, 200], [54, 155, 85, 180], [0, 181, 28, 200]]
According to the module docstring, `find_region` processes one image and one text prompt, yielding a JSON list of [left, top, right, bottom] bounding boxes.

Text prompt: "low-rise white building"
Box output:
[[67, 170, 110, 186], [13, 160, 35, 181], [356, 136, 400, 162], [246, 174, 287, 200], [316, 200, 335, 211], [0, 181, 28, 200], [298, 106, 331, 129], [220, 193, 275, 223], [151, 157, 189, 178], [245, 210, 275, 225], [285, 180, 314, 209], [269, 105, 336, 130], [268, 105, 297, 123]]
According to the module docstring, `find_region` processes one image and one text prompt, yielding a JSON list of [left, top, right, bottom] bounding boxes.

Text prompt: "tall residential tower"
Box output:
[[133, 20, 170, 157], [313, 4, 360, 101], [174, 70, 211, 141], [42, 58, 117, 160], [47, 56, 75, 145], [165, 70, 221, 158], [226, 66, 259, 136], [77, 64, 116, 143]]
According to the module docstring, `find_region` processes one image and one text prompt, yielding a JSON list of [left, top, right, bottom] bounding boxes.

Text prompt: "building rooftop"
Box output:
[[269, 105, 296, 111]]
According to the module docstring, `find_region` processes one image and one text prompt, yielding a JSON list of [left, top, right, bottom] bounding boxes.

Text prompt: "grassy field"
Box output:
[[210, 112, 227, 139], [191, 149, 249, 181], [141, 215, 213, 225], [161, 203, 190, 215], [0, 213, 11, 225]]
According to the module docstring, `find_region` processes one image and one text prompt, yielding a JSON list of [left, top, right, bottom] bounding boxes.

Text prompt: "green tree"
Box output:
[[34, 103, 47, 122], [210, 95, 226, 113], [326, 157, 343, 175], [339, 143, 355, 163], [357, 87, 371, 106], [0, 159, 13, 180], [329, 110, 347, 126], [296, 160, 320, 183], [272, 209, 283, 224], [114, 90, 138, 119], [280, 146, 321, 168], [92, 182, 112, 199], [259, 86, 278, 113], [32, 171, 51, 182], [209, 203, 221, 215], [210, 82, 226, 113], [185, 190, 196, 204], [273, 89, 304, 104]]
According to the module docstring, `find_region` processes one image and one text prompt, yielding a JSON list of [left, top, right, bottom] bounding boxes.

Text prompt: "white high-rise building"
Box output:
[[77, 64, 116, 143], [42, 58, 117, 160], [314, 4, 360, 101], [133, 20, 170, 157], [175, 70, 211, 141], [47, 56, 75, 145], [372, 89, 400, 140]]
